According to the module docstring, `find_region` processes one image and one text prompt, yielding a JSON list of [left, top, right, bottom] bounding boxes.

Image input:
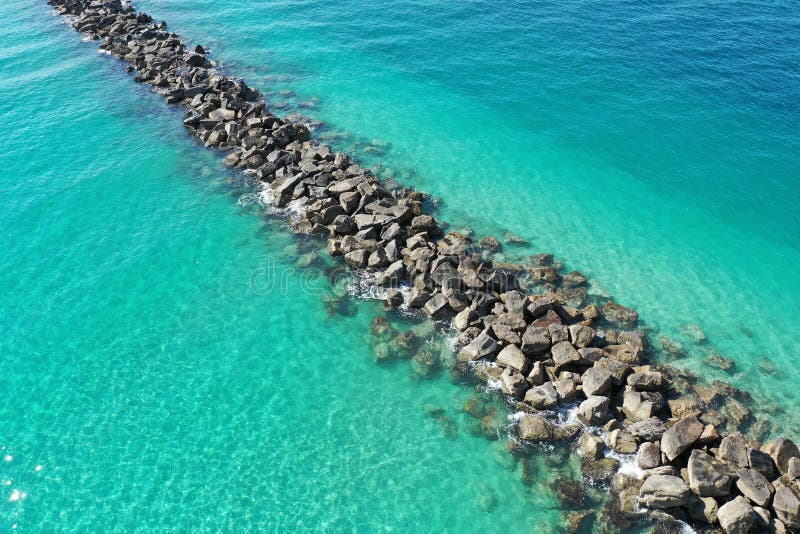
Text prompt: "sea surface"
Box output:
[[1, 0, 798, 531]]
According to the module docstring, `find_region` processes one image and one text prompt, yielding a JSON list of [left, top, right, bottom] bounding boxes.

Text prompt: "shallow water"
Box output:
[[1, 0, 799, 531], [133, 0, 800, 435]]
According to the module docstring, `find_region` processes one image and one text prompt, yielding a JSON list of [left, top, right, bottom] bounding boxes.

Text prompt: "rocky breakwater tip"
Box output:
[[48, 0, 800, 532]]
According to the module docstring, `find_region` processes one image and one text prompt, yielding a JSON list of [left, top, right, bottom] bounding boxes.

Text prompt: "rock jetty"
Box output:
[[48, 0, 800, 531]]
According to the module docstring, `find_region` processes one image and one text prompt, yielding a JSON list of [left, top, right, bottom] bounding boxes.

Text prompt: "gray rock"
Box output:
[[773, 484, 800, 529], [422, 293, 450, 318], [687, 449, 734, 497], [453, 307, 476, 331], [457, 331, 497, 362], [688, 495, 719, 524], [499, 367, 528, 398], [578, 432, 605, 460], [638, 475, 691, 509], [524, 381, 558, 410], [551, 341, 581, 370], [719, 432, 750, 470], [661, 416, 704, 461], [374, 260, 405, 286], [638, 441, 662, 470], [736, 468, 774, 507], [517, 414, 555, 442], [717, 495, 755, 534], [581, 366, 614, 397], [789, 457, 800, 479], [344, 249, 367, 268], [407, 288, 431, 308], [604, 343, 642, 364], [577, 396, 610, 426], [520, 325, 550, 354], [554, 374, 580, 402], [748, 448, 777, 480], [622, 389, 664, 422], [752, 506, 771, 530], [626, 371, 664, 391], [578, 347, 604, 365], [764, 438, 800, 476], [608, 429, 638, 454], [629, 417, 667, 442], [410, 214, 436, 233], [527, 361, 547, 386], [568, 324, 595, 348], [594, 358, 631, 385], [496, 344, 527, 373]]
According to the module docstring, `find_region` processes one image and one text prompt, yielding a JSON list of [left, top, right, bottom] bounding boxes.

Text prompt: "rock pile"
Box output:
[[48, 1, 800, 531]]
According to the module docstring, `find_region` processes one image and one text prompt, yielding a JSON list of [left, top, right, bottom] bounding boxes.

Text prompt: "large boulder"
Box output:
[[736, 468, 774, 507], [499, 368, 528, 398], [581, 366, 614, 397], [524, 382, 558, 410], [661, 416, 704, 461], [688, 495, 719, 524], [568, 324, 595, 348], [550, 341, 581, 370], [521, 325, 550, 354], [638, 475, 691, 509], [748, 448, 777, 480], [622, 389, 664, 422], [627, 371, 664, 391], [496, 344, 527, 373], [719, 432, 750, 470], [628, 417, 666, 442], [608, 429, 638, 454], [638, 441, 662, 470], [717, 496, 755, 534], [457, 331, 497, 362], [764, 438, 800, 476], [577, 396, 610, 426], [578, 432, 605, 460], [687, 449, 734, 497], [773, 483, 800, 529], [517, 414, 555, 443]]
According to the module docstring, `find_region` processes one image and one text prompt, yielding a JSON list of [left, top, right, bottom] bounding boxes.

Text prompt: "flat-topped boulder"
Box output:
[[660, 416, 704, 461], [687, 449, 734, 497], [524, 382, 558, 410], [638, 475, 691, 509], [736, 467, 774, 507]]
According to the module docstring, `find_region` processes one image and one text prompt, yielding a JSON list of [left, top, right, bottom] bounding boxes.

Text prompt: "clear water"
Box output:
[[0, 0, 798, 531]]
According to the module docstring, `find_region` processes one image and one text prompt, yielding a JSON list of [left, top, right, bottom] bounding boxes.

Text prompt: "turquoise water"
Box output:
[[132, 0, 800, 432], [1, 0, 798, 532]]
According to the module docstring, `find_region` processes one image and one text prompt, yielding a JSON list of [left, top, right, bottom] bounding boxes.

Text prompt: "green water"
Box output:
[[0, 4, 570, 531], [131, 0, 800, 437]]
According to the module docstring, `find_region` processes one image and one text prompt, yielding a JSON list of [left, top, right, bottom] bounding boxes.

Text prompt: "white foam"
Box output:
[[606, 450, 643, 479]]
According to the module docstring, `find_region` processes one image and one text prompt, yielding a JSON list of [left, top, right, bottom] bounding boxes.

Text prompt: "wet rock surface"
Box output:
[[48, 1, 800, 531]]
